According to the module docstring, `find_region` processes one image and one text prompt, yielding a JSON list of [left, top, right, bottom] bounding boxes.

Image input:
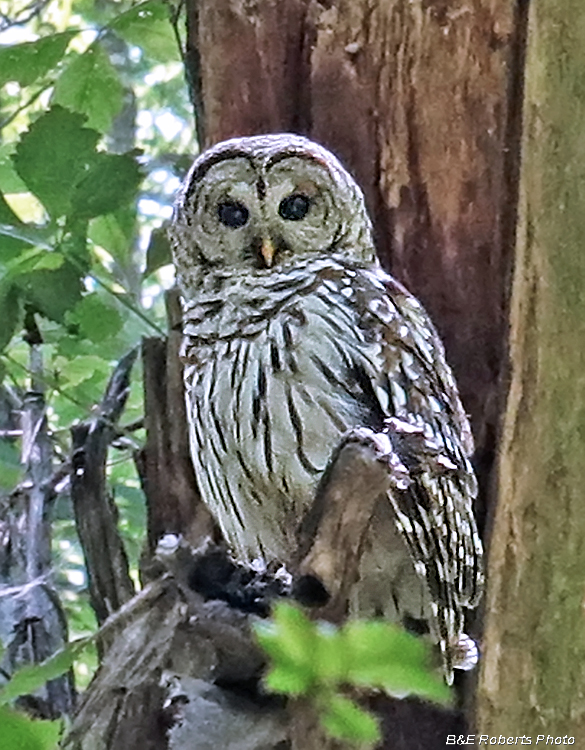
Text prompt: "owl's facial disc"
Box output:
[[183, 152, 352, 274]]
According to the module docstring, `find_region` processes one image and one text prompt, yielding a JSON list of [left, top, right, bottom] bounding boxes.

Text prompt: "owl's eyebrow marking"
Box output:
[[265, 151, 329, 171], [183, 150, 257, 203]]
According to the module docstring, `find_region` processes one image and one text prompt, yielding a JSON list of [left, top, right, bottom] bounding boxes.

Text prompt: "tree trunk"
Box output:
[[477, 0, 585, 737], [186, 0, 523, 743]]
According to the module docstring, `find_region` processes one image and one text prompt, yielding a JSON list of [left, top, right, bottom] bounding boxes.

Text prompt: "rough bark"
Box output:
[[477, 0, 585, 737], [61, 562, 288, 750]]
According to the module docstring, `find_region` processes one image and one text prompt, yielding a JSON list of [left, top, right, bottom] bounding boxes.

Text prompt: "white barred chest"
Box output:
[[183, 287, 382, 562]]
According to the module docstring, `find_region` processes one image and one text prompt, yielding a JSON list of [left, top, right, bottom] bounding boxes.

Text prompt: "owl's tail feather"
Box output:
[[371, 418, 483, 684]]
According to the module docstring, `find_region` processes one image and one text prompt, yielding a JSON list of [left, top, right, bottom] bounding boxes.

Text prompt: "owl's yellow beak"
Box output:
[[260, 237, 275, 268]]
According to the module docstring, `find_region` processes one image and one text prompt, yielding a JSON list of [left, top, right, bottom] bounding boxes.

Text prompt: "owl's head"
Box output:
[[170, 134, 375, 289]]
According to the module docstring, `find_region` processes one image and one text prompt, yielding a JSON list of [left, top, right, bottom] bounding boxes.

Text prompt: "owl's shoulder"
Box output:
[[312, 261, 475, 457]]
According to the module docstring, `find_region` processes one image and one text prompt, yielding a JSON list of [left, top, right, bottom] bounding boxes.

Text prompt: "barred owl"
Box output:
[[170, 134, 483, 682]]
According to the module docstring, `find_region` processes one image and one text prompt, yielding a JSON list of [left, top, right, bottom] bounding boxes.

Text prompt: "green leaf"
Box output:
[[0, 283, 21, 352], [68, 294, 123, 342], [60, 219, 90, 267], [0, 638, 91, 705], [264, 663, 314, 695], [255, 603, 317, 672], [0, 192, 28, 261], [255, 604, 319, 697], [56, 355, 109, 387], [320, 694, 380, 745], [0, 222, 53, 255], [7, 248, 65, 275], [15, 261, 83, 324], [256, 605, 450, 750], [0, 706, 62, 750], [314, 623, 347, 683], [0, 146, 28, 193], [12, 106, 100, 218], [52, 42, 124, 133], [0, 32, 76, 87], [343, 621, 450, 703], [71, 152, 143, 219], [0, 192, 24, 227], [145, 224, 172, 275], [111, 0, 178, 62], [89, 210, 136, 262]]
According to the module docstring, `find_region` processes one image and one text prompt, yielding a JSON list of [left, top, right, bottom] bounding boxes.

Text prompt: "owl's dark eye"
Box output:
[[217, 200, 249, 228], [278, 193, 311, 221]]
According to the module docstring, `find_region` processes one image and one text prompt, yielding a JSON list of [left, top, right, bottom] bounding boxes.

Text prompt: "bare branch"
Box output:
[[70, 351, 138, 631]]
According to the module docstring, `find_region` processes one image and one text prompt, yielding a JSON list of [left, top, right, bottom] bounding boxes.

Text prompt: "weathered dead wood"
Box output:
[[0, 340, 74, 718], [70, 350, 137, 629], [64, 428, 468, 749], [295, 434, 395, 622], [61, 542, 287, 750]]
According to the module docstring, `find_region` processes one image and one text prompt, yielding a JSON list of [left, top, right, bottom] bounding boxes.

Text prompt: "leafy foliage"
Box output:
[[0, 31, 75, 87], [0, 705, 61, 750], [0, 637, 96, 750], [0, 0, 193, 697], [52, 43, 124, 133], [110, 0, 178, 63], [13, 106, 102, 218], [0, 637, 93, 705], [255, 603, 451, 746]]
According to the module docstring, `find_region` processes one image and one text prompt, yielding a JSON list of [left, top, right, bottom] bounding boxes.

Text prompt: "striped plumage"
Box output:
[[170, 134, 483, 682]]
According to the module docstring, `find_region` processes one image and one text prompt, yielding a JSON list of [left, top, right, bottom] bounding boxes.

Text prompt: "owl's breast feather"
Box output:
[[183, 268, 385, 561]]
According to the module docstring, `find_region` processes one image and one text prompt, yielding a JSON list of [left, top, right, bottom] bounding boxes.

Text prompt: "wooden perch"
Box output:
[[295, 430, 396, 621], [63, 416, 468, 749], [61, 541, 288, 750]]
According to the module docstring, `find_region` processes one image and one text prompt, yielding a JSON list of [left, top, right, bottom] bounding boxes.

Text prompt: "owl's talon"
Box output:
[[451, 632, 480, 672]]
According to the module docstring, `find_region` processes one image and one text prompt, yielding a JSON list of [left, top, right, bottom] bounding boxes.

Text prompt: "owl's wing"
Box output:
[[353, 267, 483, 680]]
